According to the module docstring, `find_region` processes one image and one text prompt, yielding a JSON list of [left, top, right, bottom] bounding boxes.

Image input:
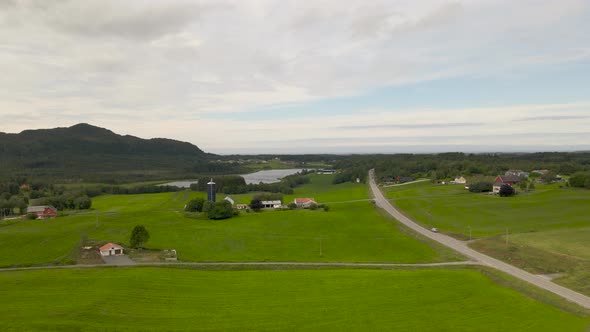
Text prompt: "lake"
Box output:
[[242, 169, 303, 184]]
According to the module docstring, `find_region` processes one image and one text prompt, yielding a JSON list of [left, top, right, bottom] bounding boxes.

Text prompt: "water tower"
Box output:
[[207, 179, 216, 202]]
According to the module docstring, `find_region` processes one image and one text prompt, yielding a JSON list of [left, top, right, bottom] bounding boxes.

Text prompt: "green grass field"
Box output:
[[385, 182, 590, 237], [1, 267, 587, 331], [384, 180, 590, 296], [0, 176, 456, 267]]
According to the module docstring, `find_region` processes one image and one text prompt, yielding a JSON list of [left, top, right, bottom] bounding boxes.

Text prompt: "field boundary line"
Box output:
[[0, 260, 477, 272]]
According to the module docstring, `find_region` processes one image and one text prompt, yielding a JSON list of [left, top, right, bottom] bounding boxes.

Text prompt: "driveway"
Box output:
[[102, 255, 136, 266]]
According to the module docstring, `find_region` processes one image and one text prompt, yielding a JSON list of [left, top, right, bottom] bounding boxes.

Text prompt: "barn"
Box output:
[[26, 205, 58, 219]]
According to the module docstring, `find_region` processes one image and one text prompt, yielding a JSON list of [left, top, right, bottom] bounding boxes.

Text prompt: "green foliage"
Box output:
[[323, 205, 330, 212], [207, 201, 234, 220], [499, 184, 515, 197], [202, 200, 215, 213], [130, 225, 150, 248], [569, 172, 590, 188], [308, 203, 318, 210], [249, 198, 263, 212], [287, 202, 297, 210], [469, 181, 493, 193], [185, 198, 205, 212], [26, 213, 38, 220]]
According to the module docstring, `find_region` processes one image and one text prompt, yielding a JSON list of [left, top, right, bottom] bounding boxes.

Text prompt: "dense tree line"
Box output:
[[190, 171, 311, 195], [569, 172, 590, 189], [332, 152, 590, 182]]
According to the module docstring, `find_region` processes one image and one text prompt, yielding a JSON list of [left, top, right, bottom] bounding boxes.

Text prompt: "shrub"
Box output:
[[287, 202, 297, 210], [185, 198, 205, 212], [208, 201, 233, 220], [469, 181, 493, 193], [249, 198, 263, 212], [309, 203, 318, 210], [499, 184, 515, 197], [323, 205, 330, 212]]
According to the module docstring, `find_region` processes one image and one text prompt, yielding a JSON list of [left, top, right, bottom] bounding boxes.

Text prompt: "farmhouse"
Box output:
[[494, 175, 520, 185], [493, 182, 504, 194], [317, 169, 336, 174], [26, 205, 57, 219], [224, 196, 235, 205], [452, 176, 467, 184], [236, 204, 248, 210], [261, 200, 282, 209], [99, 243, 124, 256], [294, 198, 317, 208]]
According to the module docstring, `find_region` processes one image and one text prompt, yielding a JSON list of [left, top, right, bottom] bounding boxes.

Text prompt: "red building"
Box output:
[[494, 175, 520, 186], [26, 205, 58, 219]]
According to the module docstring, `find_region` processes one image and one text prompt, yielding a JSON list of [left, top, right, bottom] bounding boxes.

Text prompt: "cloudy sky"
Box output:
[[1, 0, 589, 154]]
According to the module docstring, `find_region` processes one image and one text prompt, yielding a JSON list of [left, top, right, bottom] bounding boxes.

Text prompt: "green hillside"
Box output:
[[0, 123, 221, 182]]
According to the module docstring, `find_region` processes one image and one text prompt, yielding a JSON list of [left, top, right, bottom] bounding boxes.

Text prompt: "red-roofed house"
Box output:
[[494, 175, 520, 186], [294, 198, 317, 208], [99, 243, 124, 256], [26, 206, 57, 219]]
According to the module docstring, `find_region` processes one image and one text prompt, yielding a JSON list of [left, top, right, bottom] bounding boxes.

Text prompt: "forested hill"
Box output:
[[0, 123, 222, 182], [0, 123, 206, 156]]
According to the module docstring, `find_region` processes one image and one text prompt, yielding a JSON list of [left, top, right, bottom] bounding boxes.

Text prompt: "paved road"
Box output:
[[369, 169, 590, 309]]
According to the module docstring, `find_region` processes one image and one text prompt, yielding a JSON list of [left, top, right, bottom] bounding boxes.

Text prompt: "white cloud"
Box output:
[[0, 0, 589, 152]]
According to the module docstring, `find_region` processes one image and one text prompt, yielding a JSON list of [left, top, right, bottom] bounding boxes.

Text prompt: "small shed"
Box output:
[[99, 243, 125, 256], [224, 196, 235, 205]]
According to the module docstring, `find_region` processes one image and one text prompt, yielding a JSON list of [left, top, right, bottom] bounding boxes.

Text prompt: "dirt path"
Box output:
[[369, 169, 590, 309], [0, 260, 476, 272]]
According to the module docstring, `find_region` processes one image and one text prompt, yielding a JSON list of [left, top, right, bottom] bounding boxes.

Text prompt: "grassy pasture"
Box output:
[[383, 180, 590, 295], [385, 182, 590, 237], [1, 267, 587, 331], [0, 179, 454, 266]]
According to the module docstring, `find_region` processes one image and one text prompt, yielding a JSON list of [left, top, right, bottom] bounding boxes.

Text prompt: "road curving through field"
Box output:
[[369, 169, 590, 309]]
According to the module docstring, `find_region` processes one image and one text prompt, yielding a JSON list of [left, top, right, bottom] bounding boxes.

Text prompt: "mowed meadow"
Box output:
[[385, 181, 590, 237], [0, 174, 456, 267], [1, 267, 588, 331], [384, 180, 590, 295]]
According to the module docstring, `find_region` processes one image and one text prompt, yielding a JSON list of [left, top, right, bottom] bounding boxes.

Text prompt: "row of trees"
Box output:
[[569, 172, 590, 189], [333, 152, 590, 182], [190, 171, 312, 195]]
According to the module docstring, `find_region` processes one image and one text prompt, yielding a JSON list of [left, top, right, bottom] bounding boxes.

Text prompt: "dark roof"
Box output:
[[26, 205, 57, 213], [497, 175, 520, 183]]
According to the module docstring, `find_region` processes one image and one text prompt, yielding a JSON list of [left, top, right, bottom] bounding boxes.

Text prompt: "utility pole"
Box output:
[[506, 228, 509, 247]]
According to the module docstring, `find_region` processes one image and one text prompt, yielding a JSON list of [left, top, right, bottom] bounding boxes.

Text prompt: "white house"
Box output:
[[261, 200, 282, 208], [224, 196, 235, 205], [99, 243, 124, 256], [453, 176, 467, 184], [492, 182, 503, 194]]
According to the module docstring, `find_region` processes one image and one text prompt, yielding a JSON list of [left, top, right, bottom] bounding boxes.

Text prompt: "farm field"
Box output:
[[385, 182, 590, 237], [1, 267, 588, 331], [383, 180, 590, 295], [0, 177, 457, 267]]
